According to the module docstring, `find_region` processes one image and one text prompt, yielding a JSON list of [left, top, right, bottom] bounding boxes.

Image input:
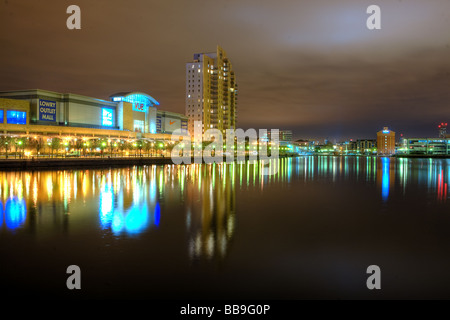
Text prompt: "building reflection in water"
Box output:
[[378, 157, 393, 202], [2, 197, 27, 230], [185, 163, 236, 262], [98, 168, 161, 236], [0, 158, 448, 246]]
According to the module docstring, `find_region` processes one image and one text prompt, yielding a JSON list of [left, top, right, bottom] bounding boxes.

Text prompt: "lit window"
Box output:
[[134, 120, 145, 133], [6, 110, 26, 125]]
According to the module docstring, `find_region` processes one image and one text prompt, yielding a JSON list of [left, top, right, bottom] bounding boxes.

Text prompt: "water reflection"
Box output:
[[5, 197, 27, 230], [0, 157, 448, 241], [185, 163, 236, 261], [98, 176, 159, 236], [379, 157, 392, 202]]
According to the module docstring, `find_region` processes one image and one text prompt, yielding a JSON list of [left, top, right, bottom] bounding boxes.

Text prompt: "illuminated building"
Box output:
[[438, 122, 448, 138], [185, 45, 237, 136], [405, 138, 450, 155], [261, 130, 292, 143], [357, 139, 377, 154], [0, 89, 188, 140], [377, 127, 396, 155]]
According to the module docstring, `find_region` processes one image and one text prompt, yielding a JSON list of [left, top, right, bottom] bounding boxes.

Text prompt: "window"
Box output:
[[0, 110, 3, 123], [134, 120, 145, 133], [6, 110, 26, 125]]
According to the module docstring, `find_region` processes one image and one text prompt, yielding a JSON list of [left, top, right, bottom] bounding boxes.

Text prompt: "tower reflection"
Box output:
[[185, 163, 236, 262]]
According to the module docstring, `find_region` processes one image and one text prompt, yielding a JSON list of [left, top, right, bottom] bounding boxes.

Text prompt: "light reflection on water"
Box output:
[[1, 156, 450, 299], [0, 156, 448, 240]]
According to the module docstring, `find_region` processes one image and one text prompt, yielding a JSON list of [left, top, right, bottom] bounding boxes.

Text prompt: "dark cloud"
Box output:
[[0, 0, 449, 140]]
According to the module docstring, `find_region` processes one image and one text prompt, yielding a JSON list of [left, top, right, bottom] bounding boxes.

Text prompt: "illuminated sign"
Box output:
[[6, 110, 26, 125], [133, 103, 145, 112], [102, 108, 114, 127], [164, 117, 181, 132], [38, 100, 57, 122]]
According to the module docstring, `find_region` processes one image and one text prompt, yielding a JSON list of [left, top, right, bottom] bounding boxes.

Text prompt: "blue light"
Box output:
[[381, 157, 390, 201], [102, 108, 114, 127], [149, 120, 156, 134], [0, 110, 3, 123], [6, 110, 26, 125], [5, 197, 27, 230], [112, 211, 125, 234], [99, 188, 114, 228], [382, 130, 390, 134], [98, 183, 160, 235], [107, 204, 151, 235], [122, 93, 160, 112], [125, 204, 150, 234], [0, 201, 3, 227], [154, 202, 161, 227]]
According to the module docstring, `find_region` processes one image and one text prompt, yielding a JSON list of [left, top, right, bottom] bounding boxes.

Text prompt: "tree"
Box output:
[[74, 139, 83, 156], [15, 138, 29, 159], [143, 140, 152, 157], [51, 137, 61, 158], [29, 137, 43, 156], [99, 139, 108, 157], [136, 139, 144, 157], [118, 140, 128, 157], [0, 136, 12, 159]]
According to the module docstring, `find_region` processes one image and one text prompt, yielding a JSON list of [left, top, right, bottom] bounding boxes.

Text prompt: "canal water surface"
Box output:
[[0, 156, 449, 299]]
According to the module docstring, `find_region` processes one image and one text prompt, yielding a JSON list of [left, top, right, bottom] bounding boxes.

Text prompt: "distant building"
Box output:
[[405, 138, 450, 155], [357, 139, 377, 154], [294, 139, 309, 147], [185, 45, 237, 136], [439, 122, 447, 138], [294, 139, 315, 153], [261, 130, 292, 143], [377, 127, 396, 155]]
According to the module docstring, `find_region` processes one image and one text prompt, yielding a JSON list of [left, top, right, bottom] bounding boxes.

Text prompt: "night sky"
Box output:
[[1, 0, 449, 141]]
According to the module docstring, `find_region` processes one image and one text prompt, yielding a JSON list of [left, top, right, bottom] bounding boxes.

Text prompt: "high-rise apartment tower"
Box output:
[[185, 45, 237, 137]]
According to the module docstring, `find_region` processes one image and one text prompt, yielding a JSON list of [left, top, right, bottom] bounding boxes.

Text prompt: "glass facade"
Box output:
[[121, 93, 159, 112], [134, 120, 145, 133], [406, 139, 450, 155], [6, 110, 26, 125]]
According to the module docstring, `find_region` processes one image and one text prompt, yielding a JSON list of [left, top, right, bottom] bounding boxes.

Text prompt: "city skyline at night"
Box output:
[[0, 0, 449, 141], [2, 0, 450, 304]]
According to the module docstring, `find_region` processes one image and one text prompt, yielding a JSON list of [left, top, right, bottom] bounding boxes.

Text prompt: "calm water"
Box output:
[[0, 156, 449, 299]]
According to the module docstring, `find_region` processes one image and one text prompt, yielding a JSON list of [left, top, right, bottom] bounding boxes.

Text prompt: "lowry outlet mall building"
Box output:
[[0, 89, 188, 142]]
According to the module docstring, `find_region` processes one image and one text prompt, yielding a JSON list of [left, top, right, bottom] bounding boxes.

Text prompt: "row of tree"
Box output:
[[0, 136, 294, 159], [0, 136, 174, 158]]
